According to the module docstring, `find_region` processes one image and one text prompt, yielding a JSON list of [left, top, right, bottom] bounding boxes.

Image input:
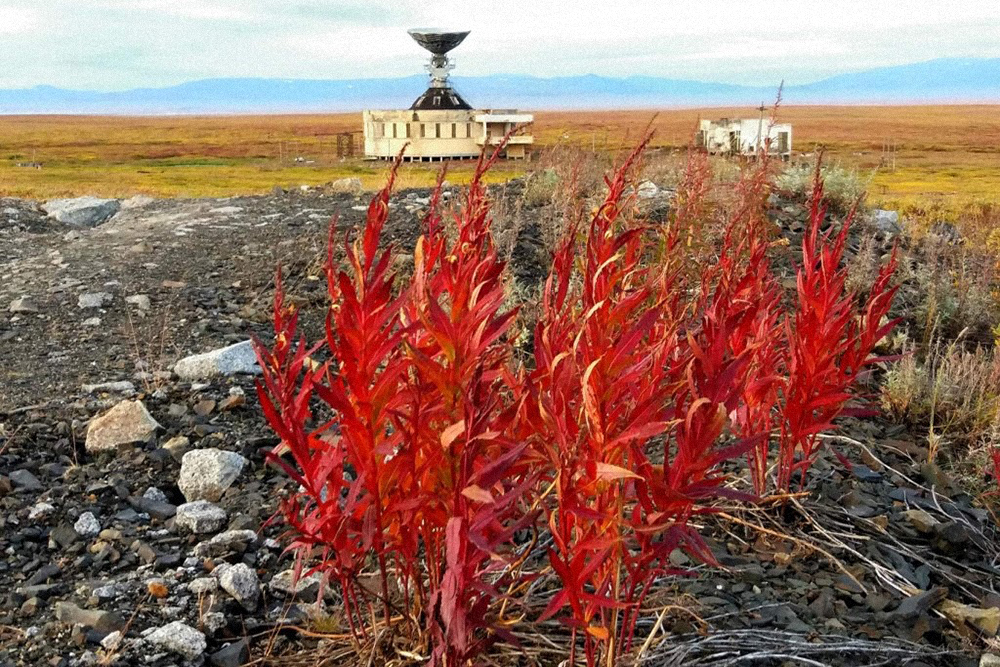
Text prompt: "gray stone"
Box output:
[[269, 569, 322, 600], [10, 469, 43, 491], [327, 177, 363, 194], [144, 621, 206, 660], [210, 638, 249, 667], [125, 294, 151, 310], [871, 209, 901, 235], [82, 316, 102, 327], [218, 563, 260, 610], [196, 529, 258, 557], [175, 500, 228, 534], [162, 435, 191, 462], [9, 296, 38, 313], [188, 577, 219, 595], [178, 448, 247, 502], [636, 180, 660, 199], [85, 400, 161, 452], [121, 195, 155, 210], [54, 601, 124, 632], [28, 502, 56, 520], [143, 486, 168, 503], [174, 340, 261, 380], [74, 511, 101, 537], [43, 197, 120, 227], [82, 380, 136, 395], [78, 292, 112, 309]]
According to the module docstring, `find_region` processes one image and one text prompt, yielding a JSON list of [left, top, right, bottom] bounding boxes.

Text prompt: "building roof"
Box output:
[[410, 86, 472, 111]]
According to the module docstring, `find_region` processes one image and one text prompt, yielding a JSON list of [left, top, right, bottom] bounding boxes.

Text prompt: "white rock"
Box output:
[[85, 400, 161, 453], [872, 209, 901, 235], [43, 197, 120, 227], [178, 448, 247, 502], [28, 502, 56, 520], [187, 577, 219, 595], [8, 296, 38, 313], [74, 512, 101, 537], [637, 180, 660, 199], [209, 206, 243, 215], [144, 621, 206, 660], [120, 195, 155, 210], [78, 292, 112, 309], [174, 501, 227, 534], [218, 563, 260, 610], [82, 381, 136, 395], [173, 340, 261, 381], [125, 294, 151, 310], [328, 177, 363, 194], [143, 487, 168, 503], [82, 317, 102, 327], [100, 630, 123, 651]]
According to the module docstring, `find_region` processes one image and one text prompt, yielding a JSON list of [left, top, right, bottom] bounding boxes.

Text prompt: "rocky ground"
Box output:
[[0, 184, 997, 667]]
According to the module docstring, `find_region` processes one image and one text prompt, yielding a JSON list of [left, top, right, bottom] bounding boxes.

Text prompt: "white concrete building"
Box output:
[[696, 118, 792, 159], [363, 30, 534, 162]]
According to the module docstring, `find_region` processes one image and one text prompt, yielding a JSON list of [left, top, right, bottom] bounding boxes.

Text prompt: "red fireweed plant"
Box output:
[[777, 163, 900, 492], [255, 142, 537, 665], [254, 137, 899, 666]]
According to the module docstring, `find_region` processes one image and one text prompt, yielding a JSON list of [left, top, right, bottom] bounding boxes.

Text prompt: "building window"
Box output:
[[392, 123, 397, 139], [466, 123, 472, 138], [406, 123, 411, 138], [379, 122, 386, 138], [435, 123, 441, 139], [420, 124, 426, 138]]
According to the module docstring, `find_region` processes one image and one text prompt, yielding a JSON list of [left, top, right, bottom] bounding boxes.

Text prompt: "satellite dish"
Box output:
[[407, 29, 470, 56]]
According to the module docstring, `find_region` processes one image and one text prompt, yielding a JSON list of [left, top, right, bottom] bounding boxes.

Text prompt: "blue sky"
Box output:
[[0, 0, 998, 90]]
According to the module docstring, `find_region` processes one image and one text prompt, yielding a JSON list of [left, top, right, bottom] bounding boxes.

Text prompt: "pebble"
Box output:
[[173, 340, 261, 380], [77, 292, 112, 309], [10, 469, 43, 491], [178, 448, 248, 502], [144, 620, 207, 660], [175, 500, 228, 534], [8, 296, 39, 313], [85, 399, 161, 452], [218, 562, 260, 610], [74, 511, 101, 537]]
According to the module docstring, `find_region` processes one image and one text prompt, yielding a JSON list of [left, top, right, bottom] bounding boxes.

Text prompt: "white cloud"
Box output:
[[0, 0, 997, 89]]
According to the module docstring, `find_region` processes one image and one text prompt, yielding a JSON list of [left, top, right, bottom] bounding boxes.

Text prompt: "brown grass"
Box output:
[[0, 106, 997, 203]]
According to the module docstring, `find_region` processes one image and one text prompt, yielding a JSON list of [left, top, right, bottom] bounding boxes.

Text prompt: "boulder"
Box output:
[[178, 448, 248, 502], [174, 340, 261, 381], [43, 197, 120, 227], [85, 400, 161, 452], [144, 621, 206, 660]]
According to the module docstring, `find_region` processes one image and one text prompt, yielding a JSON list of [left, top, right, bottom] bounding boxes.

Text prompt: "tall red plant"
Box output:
[[778, 165, 899, 491]]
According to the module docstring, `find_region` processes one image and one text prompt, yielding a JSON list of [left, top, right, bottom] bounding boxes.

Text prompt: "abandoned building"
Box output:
[[696, 118, 792, 159], [363, 30, 534, 162]]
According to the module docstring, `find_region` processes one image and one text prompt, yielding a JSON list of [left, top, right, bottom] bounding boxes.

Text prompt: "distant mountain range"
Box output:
[[0, 58, 997, 114]]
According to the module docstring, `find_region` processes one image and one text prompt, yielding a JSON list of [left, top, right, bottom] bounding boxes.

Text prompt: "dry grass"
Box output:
[[0, 106, 997, 203]]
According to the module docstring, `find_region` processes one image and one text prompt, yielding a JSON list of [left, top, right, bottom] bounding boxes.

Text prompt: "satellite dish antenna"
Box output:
[[407, 29, 470, 89]]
